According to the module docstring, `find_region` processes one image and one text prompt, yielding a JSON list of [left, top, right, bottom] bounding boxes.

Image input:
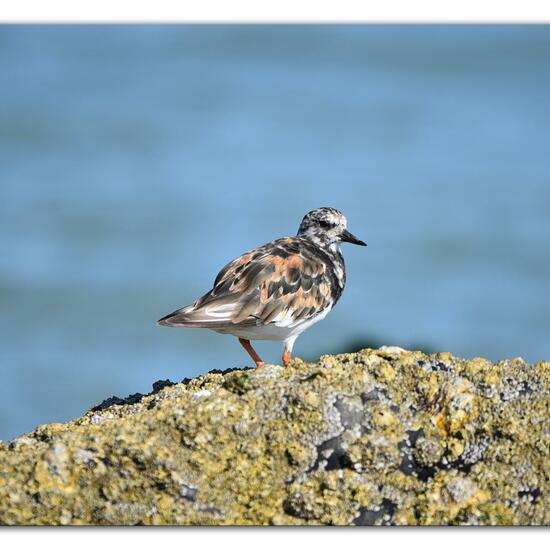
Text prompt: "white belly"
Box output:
[[212, 306, 332, 342]]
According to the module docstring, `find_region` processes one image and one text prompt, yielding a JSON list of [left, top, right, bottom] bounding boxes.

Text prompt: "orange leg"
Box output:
[[239, 338, 264, 367], [282, 350, 291, 367]]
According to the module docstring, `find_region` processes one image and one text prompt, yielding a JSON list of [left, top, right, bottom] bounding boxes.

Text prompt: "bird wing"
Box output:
[[158, 237, 334, 329]]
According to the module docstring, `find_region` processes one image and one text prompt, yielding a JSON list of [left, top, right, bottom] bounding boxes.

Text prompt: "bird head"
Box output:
[[297, 207, 366, 250]]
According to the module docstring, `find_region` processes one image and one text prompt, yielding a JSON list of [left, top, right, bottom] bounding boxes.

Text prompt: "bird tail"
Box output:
[[157, 295, 252, 329], [157, 304, 198, 327]]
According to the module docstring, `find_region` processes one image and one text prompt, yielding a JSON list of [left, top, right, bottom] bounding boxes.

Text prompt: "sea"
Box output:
[[1, 25, 549, 440]]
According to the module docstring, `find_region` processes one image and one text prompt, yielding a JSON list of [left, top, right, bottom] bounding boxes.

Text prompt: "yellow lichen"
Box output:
[[0, 347, 548, 525]]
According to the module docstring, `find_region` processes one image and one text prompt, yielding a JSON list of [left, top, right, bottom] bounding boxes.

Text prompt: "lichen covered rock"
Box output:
[[0, 347, 549, 525]]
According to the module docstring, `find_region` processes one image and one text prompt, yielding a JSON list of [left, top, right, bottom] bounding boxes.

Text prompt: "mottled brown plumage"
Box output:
[[158, 208, 366, 366], [160, 237, 339, 330]]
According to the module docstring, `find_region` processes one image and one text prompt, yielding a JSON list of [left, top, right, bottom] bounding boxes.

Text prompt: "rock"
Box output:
[[0, 348, 548, 525]]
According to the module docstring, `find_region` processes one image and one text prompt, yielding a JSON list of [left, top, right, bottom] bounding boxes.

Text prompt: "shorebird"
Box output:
[[158, 207, 366, 367]]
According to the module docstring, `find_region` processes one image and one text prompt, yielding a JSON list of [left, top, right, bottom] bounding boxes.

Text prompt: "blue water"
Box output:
[[1, 25, 549, 440]]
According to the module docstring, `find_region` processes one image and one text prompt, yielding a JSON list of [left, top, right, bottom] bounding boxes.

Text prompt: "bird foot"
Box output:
[[239, 338, 265, 368], [282, 351, 292, 367]]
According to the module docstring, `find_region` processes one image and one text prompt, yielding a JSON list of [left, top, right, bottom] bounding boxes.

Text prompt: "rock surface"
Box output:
[[1, 347, 549, 525]]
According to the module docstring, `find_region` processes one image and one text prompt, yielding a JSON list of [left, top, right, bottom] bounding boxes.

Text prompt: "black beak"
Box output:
[[341, 229, 367, 246]]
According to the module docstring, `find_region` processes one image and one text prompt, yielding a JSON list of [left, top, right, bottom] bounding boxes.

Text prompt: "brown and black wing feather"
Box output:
[[157, 237, 341, 329]]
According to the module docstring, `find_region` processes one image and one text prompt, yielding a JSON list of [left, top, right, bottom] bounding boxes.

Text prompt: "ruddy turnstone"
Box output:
[[158, 207, 366, 367]]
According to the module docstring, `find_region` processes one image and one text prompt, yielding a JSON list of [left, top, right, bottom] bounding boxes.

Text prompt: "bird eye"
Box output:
[[318, 220, 332, 229]]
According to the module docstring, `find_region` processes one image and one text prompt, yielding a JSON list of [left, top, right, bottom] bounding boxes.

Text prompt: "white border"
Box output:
[[0, 527, 544, 547], [1, 0, 550, 22], [1, 2, 547, 544]]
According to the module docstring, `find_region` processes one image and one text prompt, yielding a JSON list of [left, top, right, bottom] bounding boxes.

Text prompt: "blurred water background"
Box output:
[[1, 25, 549, 440]]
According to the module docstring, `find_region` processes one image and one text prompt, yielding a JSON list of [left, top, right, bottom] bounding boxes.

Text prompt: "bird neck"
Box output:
[[301, 236, 345, 289], [298, 230, 338, 251]]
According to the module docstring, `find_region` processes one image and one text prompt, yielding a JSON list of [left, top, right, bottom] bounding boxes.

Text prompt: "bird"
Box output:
[[157, 207, 366, 367]]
